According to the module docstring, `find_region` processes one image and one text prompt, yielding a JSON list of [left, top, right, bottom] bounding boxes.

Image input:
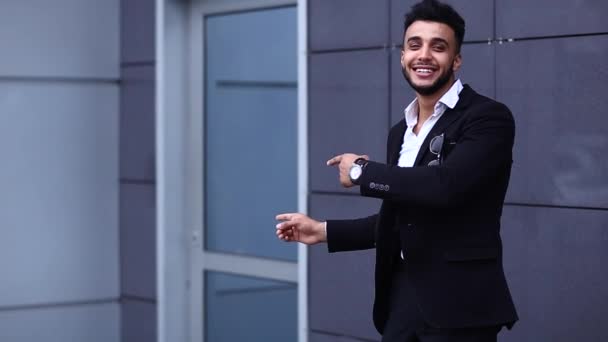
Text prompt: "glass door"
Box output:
[[188, 1, 304, 341]]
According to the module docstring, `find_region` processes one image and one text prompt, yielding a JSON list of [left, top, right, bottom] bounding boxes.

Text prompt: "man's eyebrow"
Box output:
[[406, 37, 450, 46], [430, 37, 449, 45]]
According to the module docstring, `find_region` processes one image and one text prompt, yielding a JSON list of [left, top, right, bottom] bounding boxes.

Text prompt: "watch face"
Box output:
[[349, 165, 362, 180]]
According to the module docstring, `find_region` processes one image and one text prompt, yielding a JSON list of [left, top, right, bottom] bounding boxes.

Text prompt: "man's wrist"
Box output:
[[321, 221, 327, 242], [349, 158, 368, 185]]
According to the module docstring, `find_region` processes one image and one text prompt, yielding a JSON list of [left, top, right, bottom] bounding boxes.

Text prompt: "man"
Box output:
[[276, 0, 518, 340]]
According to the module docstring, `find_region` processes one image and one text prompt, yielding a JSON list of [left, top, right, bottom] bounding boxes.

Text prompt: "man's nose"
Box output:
[[417, 46, 432, 60]]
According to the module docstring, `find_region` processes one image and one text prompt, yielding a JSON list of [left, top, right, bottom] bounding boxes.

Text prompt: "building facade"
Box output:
[[1, 0, 607, 341]]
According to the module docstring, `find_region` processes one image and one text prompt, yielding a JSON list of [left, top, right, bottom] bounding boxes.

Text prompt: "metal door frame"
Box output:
[[186, 1, 308, 341]]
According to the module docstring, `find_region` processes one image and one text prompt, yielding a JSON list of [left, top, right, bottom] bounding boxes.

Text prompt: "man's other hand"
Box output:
[[275, 213, 326, 245]]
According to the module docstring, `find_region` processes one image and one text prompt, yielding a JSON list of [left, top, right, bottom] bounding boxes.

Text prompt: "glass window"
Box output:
[[204, 7, 298, 261], [205, 272, 297, 341]]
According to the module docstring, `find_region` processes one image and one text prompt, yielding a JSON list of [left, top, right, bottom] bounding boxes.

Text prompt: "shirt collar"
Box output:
[[438, 78, 463, 110], [403, 79, 464, 127]]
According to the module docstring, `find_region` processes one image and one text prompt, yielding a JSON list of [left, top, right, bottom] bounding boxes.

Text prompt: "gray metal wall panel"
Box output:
[[309, 3, 608, 342], [0, 83, 119, 306], [0, 0, 119, 78], [0, 303, 119, 342], [120, 184, 156, 299], [390, 43, 494, 125], [389, 49, 416, 126], [309, 50, 389, 194], [390, 0, 494, 45], [120, 66, 156, 181], [497, 36, 608, 208], [458, 43, 495, 100], [121, 0, 156, 63], [120, 0, 157, 339], [122, 300, 157, 342], [496, 0, 608, 38], [309, 194, 382, 341], [501, 206, 608, 341], [309, 0, 389, 51]]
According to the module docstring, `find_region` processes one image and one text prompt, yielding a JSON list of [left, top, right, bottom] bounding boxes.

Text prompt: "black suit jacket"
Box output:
[[326, 85, 518, 333]]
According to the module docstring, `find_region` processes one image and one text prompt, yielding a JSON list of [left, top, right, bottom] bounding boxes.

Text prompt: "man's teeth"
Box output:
[[416, 68, 433, 74]]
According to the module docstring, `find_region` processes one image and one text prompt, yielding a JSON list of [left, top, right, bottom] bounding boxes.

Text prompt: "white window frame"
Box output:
[[185, 1, 308, 341]]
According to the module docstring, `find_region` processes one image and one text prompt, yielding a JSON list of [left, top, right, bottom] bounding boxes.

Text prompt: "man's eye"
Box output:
[[408, 44, 420, 49], [433, 45, 446, 51]]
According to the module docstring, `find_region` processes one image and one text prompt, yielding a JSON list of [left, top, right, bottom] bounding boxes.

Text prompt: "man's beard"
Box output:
[[402, 65, 454, 96]]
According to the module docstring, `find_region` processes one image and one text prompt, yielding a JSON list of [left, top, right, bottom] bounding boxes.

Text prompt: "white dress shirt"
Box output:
[[398, 79, 463, 258], [397, 79, 463, 168]]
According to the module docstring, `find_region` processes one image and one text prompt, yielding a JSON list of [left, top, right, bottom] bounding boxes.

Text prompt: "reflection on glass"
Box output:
[[204, 7, 298, 261], [205, 272, 297, 341]]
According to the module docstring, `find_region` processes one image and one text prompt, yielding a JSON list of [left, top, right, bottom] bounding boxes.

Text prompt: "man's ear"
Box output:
[[452, 53, 462, 72]]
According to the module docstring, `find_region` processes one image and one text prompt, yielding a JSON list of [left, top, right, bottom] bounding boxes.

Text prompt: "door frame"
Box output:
[[186, 1, 308, 341]]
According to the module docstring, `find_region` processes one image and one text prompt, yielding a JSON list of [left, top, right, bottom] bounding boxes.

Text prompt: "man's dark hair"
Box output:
[[403, 0, 466, 52]]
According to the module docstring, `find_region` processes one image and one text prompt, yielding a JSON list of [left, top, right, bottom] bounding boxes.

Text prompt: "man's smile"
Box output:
[[412, 65, 438, 78]]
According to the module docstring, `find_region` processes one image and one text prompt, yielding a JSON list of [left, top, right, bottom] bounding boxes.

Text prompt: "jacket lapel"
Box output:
[[412, 108, 460, 166], [413, 85, 475, 166]]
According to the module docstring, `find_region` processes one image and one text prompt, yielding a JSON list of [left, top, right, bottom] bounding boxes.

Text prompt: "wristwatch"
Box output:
[[349, 158, 368, 185]]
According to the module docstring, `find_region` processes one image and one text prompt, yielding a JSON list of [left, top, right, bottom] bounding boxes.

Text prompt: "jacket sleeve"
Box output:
[[358, 102, 515, 208], [326, 214, 377, 252]]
